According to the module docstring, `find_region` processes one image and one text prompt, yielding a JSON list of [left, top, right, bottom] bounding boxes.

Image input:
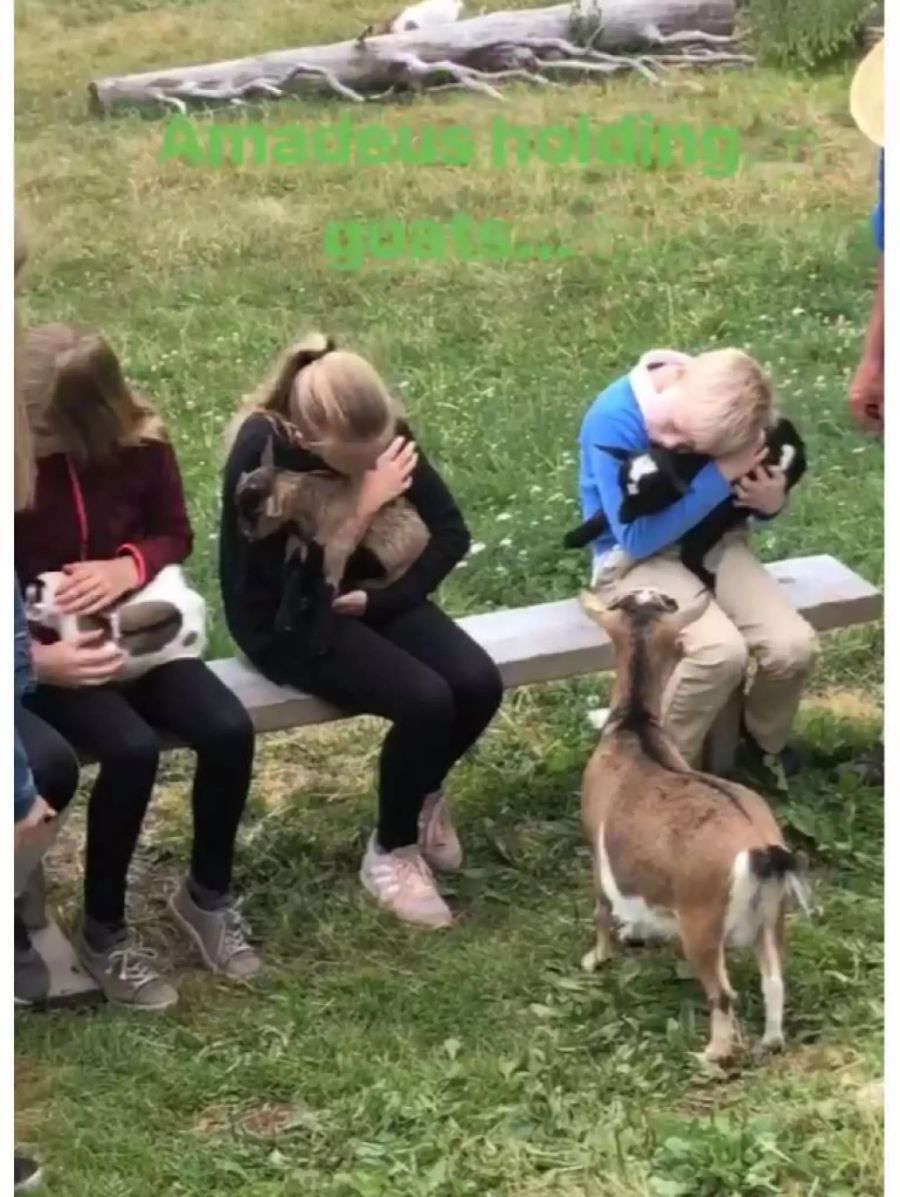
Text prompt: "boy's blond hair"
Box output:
[[674, 348, 775, 456]]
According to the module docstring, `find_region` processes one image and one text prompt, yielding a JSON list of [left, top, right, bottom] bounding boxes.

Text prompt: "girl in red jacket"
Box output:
[[15, 323, 260, 1010]]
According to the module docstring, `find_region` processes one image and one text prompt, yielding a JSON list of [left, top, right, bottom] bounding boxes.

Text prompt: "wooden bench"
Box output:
[[19, 554, 882, 1006]]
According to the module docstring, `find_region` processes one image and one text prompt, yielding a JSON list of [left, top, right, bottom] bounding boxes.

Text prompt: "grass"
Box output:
[[15, 1, 884, 1193]]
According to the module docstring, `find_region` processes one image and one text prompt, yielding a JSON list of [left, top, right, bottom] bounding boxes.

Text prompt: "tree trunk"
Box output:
[[89, 0, 746, 116]]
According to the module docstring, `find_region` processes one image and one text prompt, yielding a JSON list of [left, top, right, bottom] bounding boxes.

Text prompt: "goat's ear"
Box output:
[[663, 590, 710, 636]]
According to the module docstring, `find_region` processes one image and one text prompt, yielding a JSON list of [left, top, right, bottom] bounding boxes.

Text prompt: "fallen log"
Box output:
[[89, 1, 748, 116]]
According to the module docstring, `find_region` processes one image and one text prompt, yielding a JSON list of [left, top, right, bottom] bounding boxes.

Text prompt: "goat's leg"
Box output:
[[757, 911, 786, 1052], [581, 860, 614, 972], [679, 911, 737, 1063], [308, 544, 348, 656]]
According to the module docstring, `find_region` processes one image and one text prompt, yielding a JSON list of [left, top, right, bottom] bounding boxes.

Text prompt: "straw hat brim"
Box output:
[[850, 39, 884, 147]]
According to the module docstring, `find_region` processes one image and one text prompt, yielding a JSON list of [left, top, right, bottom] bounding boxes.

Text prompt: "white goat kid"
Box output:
[[25, 565, 207, 684]]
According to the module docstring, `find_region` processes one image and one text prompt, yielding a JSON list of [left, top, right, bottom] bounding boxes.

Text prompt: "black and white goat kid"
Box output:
[[564, 417, 806, 590]]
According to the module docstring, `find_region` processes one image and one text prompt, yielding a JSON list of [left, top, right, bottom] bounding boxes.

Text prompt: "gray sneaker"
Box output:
[[76, 932, 178, 1011], [169, 881, 262, 981]]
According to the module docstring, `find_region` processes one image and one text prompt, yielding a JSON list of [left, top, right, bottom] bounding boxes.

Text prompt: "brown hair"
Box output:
[[19, 323, 166, 464], [675, 348, 776, 457], [14, 211, 34, 511], [230, 332, 399, 449]]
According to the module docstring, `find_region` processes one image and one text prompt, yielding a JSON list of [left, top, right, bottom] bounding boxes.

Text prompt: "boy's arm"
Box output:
[[589, 442, 731, 560]]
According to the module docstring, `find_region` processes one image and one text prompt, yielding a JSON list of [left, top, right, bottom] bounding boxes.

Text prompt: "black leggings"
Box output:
[[23, 659, 255, 930], [16, 707, 80, 817], [257, 602, 503, 850]]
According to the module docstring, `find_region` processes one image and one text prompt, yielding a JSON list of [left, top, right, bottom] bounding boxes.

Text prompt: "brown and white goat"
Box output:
[[236, 436, 430, 596], [236, 436, 430, 649], [579, 587, 809, 1062]]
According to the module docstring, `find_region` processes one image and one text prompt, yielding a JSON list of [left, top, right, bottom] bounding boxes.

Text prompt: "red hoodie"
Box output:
[[14, 441, 194, 590]]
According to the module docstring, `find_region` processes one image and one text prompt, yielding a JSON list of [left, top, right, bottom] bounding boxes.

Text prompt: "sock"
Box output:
[[187, 875, 230, 913], [82, 915, 127, 953]]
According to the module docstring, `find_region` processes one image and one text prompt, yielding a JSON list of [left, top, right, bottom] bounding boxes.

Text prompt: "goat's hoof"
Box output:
[[760, 1033, 785, 1054], [695, 1045, 734, 1068], [581, 947, 610, 973]]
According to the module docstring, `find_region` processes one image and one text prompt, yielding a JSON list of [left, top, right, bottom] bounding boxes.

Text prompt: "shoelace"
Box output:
[[107, 946, 161, 988], [221, 903, 253, 959]]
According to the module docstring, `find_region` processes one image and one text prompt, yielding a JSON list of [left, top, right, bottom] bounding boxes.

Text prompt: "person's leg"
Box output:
[[15, 707, 79, 817], [277, 619, 459, 926], [593, 553, 748, 768], [14, 709, 79, 899], [124, 659, 260, 978], [713, 535, 818, 787], [13, 709, 81, 1004], [299, 618, 457, 850], [23, 685, 176, 1010], [373, 602, 503, 869], [376, 601, 503, 780]]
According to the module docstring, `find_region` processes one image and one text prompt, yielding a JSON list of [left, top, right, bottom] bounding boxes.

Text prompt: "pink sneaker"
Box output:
[[418, 794, 463, 872], [360, 836, 453, 929]]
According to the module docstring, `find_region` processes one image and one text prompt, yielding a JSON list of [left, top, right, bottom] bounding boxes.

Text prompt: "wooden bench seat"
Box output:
[[18, 554, 882, 1007], [208, 554, 882, 735]]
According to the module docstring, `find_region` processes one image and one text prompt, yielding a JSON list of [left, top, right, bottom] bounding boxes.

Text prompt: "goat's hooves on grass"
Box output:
[[695, 1046, 735, 1068], [581, 947, 611, 973], [760, 1034, 785, 1054]]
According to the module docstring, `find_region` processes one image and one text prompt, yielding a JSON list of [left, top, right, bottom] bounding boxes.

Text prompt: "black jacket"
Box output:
[[219, 412, 471, 676]]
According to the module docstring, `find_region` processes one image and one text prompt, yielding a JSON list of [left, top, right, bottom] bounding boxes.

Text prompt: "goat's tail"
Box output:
[[726, 847, 812, 947], [749, 845, 812, 916]]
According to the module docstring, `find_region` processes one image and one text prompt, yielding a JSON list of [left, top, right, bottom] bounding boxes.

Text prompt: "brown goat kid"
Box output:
[[236, 436, 429, 645], [579, 587, 810, 1063]]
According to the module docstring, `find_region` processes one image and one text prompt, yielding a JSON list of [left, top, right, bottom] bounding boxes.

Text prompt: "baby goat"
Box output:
[[579, 587, 809, 1062], [564, 417, 807, 590], [236, 436, 429, 648]]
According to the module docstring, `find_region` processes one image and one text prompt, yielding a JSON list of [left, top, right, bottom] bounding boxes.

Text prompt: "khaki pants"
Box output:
[[592, 533, 818, 766]]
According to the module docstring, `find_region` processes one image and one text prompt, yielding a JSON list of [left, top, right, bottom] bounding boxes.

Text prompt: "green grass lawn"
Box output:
[[15, 2, 884, 1193]]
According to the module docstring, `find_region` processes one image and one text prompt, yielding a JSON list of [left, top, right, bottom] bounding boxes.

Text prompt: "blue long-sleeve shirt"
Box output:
[[873, 151, 884, 252], [577, 374, 732, 562], [14, 577, 37, 823]]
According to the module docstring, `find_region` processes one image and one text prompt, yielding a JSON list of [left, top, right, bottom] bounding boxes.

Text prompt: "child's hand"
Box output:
[[733, 466, 787, 516], [716, 440, 768, 482], [32, 631, 125, 687], [56, 558, 140, 615], [359, 438, 418, 516], [332, 590, 368, 617]]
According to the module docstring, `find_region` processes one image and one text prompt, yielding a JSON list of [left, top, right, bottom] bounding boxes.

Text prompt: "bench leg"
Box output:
[[17, 862, 49, 932], [15, 822, 102, 1008], [27, 915, 102, 1007], [702, 686, 744, 777]]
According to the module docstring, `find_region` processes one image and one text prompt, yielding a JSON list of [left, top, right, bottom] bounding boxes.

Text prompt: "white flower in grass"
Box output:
[[499, 537, 512, 548], [586, 707, 611, 731], [497, 512, 512, 522], [791, 307, 805, 316], [469, 542, 486, 556]]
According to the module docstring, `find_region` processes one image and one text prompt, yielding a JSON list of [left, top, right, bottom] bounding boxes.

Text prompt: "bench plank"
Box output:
[[209, 555, 882, 736]]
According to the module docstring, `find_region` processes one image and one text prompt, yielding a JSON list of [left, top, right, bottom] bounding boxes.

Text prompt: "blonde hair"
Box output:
[[20, 323, 166, 464], [675, 349, 775, 456], [231, 332, 399, 449], [14, 211, 34, 511]]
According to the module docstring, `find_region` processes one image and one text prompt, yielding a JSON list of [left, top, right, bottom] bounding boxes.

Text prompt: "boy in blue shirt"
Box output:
[[579, 347, 817, 786]]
